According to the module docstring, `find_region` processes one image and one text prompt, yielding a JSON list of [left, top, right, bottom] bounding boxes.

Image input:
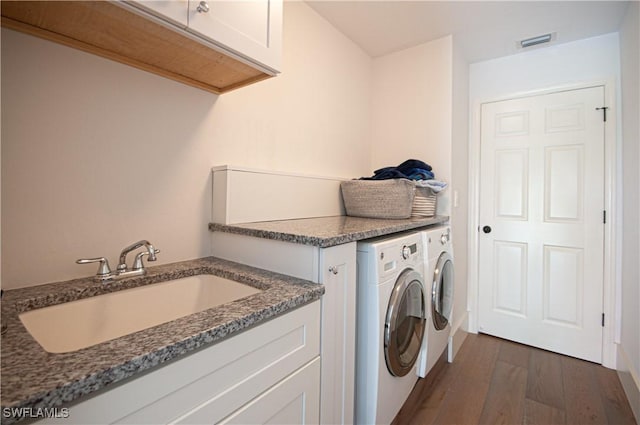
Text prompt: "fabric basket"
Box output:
[[411, 186, 437, 217], [340, 179, 416, 219]]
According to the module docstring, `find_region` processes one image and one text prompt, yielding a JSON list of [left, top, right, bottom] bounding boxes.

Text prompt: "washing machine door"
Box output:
[[384, 269, 426, 377], [432, 252, 454, 330]]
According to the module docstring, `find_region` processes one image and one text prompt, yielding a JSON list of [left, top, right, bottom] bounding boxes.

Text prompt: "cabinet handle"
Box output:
[[196, 1, 209, 13], [328, 266, 339, 275]]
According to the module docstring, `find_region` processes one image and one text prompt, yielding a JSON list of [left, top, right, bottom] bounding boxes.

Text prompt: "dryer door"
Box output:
[[384, 269, 426, 377], [432, 252, 454, 330]]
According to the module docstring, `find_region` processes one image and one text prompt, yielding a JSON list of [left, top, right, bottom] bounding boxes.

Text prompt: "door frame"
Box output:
[[467, 79, 619, 368]]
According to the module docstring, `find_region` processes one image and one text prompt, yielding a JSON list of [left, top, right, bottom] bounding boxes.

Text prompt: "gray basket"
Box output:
[[412, 186, 437, 217], [340, 179, 416, 219]]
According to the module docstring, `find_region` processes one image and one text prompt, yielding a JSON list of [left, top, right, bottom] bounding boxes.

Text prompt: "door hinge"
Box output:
[[596, 106, 609, 122], [602, 313, 605, 327], [603, 210, 607, 224]]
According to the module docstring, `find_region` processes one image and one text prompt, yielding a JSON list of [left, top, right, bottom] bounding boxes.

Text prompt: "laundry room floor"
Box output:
[[392, 333, 637, 425]]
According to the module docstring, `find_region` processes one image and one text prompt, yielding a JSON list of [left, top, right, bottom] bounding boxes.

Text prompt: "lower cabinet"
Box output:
[[37, 301, 320, 424], [219, 358, 320, 425], [210, 233, 357, 425]]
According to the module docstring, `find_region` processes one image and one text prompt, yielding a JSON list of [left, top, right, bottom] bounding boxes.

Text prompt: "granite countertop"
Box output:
[[208, 215, 449, 247], [0, 257, 323, 424]]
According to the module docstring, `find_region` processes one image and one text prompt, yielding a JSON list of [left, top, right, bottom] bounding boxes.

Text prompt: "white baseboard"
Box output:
[[617, 344, 640, 422], [448, 311, 469, 362]]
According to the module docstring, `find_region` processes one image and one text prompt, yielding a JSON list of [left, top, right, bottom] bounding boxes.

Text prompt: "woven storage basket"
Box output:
[[412, 186, 437, 217], [340, 179, 415, 219]]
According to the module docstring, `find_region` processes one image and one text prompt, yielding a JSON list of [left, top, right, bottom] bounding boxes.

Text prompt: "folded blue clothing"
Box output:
[[365, 168, 407, 180], [396, 159, 432, 173], [403, 168, 435, 180], [363, 159, 435, 181]]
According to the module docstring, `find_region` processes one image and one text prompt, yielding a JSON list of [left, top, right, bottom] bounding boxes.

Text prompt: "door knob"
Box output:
[[482, 226, 492, 234]]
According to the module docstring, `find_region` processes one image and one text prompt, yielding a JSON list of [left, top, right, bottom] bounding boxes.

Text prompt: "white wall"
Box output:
[[450, 37, 469, 334], [618, 1, 640, 419], [468, 33, 621, 367], [1, 2, 373, 289], [470, 32, 621, 101], [370, 35, 452, 202]]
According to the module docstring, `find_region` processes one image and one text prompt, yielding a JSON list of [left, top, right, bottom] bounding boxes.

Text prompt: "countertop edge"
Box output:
[[208, 215, 449, 247]]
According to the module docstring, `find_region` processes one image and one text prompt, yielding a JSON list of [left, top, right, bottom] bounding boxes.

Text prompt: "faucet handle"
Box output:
[[76, 257, 112, 276], [132, 249, 160, 271]]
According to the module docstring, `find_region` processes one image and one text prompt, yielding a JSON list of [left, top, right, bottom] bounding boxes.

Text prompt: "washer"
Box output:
[[355, 231, 427, 425], [417, 225, 454, 377]]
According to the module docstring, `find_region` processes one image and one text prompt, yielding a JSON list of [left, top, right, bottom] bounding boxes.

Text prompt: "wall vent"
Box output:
[[519, 33, 556, 49]]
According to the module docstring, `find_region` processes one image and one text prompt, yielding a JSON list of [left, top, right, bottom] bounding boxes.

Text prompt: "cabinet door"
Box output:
[[220, 358, 320, 425], [187, 0, 282, 72], [319, 243, 357, 425], [126, 0, 189, 27]]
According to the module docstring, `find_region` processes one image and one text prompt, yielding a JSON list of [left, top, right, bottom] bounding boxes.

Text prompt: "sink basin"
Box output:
[[19, 274, 262, 353]]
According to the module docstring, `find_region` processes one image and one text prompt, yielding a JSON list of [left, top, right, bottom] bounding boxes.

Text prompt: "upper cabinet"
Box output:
[[127, 0, 189, 28], [187, 0, 282, 73], [0, 0, 282, 94]]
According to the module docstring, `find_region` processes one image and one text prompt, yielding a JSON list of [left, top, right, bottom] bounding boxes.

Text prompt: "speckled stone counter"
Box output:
[[0, 257, 323, 424], [208, 215, 449, 247]]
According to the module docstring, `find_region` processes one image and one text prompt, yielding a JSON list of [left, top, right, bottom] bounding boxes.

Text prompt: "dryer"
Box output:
[[417, 225, 454, 377], [355, 231, 427, 425]]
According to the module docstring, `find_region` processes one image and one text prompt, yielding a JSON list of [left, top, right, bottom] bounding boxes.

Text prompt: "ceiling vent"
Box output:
[[519, 33, 556, 49]]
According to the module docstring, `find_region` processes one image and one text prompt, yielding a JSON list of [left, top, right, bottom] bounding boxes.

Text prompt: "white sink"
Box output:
[[19, 274, 262, 353]]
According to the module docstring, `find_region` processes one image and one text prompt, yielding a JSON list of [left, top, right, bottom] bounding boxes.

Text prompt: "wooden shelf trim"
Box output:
[[1, 1, 273, 94]]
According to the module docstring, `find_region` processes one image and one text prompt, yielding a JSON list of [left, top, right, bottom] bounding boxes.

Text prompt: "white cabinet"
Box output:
[[219, 358, 320, 424], [126, 0, 281, 73], [36, 301, 320, 424], [126, 0, 189, 27], [2, 1, 281, 93], [188, 0, 282, 73], [318, 243, 357, 425], [211, 233, 357, 425]]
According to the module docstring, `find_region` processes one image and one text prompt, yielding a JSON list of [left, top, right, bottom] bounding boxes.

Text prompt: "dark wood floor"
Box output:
[[392, 333, 637, 425]]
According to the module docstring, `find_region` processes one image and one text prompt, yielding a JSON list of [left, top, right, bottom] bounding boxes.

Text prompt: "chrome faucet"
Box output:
[[76, 240, 160, 284], [117, 240, 158, 272]]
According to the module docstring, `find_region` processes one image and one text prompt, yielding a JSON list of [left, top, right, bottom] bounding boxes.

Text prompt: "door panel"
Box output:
[[545, 146, 584, 221], [494, 241, 528, 317], [478, 86, 605, 363], [543, 245, 583, 327], [495, 149, 529, 219]]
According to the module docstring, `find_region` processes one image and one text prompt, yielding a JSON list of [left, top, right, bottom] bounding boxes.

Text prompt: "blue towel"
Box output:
[[363, 159, 434, 181]]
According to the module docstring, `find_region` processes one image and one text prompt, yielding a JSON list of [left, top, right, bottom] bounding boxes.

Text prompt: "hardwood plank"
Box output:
[[498, 338, 531, 369], [430, 373, 491, 425], [392, 351, 448, 425], [526, 348, 565, 410], [523, 398, 566, 425], [406, 361, 459, 425], [456, 333, 501, 384], [562, 355, 608, 425], [393, 334, 476, 425], [594, 365, 638, 425], [478, 361, 528, 425], [394, 334, 637, 425], [428, 334, 500, 425]]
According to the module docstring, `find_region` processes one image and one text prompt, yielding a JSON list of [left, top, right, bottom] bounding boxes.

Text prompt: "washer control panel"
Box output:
[[402, 243, 417, 259], [361, 232, 424, 279]]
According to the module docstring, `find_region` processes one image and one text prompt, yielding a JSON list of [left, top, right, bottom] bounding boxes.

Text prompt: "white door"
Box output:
[[478, 86, 605, 363]]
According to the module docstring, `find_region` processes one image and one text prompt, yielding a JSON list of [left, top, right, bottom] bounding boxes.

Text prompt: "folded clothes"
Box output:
[[396, 159, 432, 173], [403, 168, 435, 180], [364, 159, 435, 181], [414, 179, 448, 192]]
